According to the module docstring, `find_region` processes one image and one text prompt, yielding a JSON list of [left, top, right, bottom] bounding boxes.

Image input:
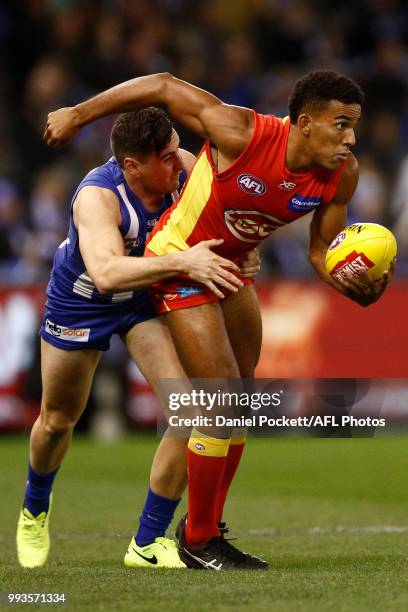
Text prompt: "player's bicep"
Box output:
[[164, 76, 254, 156], [161, 76, 221, 138], [74, 186, 124, 283]]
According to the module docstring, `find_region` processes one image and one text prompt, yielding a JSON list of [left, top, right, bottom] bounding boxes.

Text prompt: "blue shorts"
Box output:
[[40, 291, 158, 351]]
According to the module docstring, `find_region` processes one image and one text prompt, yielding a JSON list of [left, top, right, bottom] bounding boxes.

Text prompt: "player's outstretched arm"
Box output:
[[308, 154, 391, 307], [43, 74, 254, 159], [75, 186, 243, 298]]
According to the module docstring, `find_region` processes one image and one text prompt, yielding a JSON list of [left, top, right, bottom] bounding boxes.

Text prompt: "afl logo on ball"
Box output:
[[328, 232, 346, 250], [237, 174, 267, 195], [224, 210, 284, 242]]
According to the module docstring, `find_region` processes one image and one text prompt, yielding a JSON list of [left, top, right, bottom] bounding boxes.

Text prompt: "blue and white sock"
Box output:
[[23, 463, 59, 516], [135, 488, 181, 546]]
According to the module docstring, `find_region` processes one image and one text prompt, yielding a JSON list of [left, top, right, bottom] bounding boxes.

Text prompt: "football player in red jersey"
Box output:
[[44, 70, 393, 570]]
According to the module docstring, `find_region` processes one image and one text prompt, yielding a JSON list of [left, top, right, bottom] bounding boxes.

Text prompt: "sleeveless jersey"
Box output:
[[147, 113, 346, 260], [46, 157, 186, 308]]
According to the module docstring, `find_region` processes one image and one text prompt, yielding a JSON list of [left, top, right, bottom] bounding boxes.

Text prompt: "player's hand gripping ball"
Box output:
[[325, 223, 397, 282]]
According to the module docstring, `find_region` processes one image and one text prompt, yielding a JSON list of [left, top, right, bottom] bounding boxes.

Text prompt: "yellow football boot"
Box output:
[[16, 496, 52, 568], [124, 536, 186, 569]]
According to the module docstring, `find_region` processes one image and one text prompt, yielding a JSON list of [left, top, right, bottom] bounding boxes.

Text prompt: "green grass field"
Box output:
[[1, 433, 408, 611]]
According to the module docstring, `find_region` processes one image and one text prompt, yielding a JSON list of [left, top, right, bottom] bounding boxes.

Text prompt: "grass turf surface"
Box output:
[[1, 434, 408, 611]]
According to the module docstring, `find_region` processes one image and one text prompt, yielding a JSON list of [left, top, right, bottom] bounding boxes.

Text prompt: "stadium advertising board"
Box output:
[[1, 282, 407, 430]]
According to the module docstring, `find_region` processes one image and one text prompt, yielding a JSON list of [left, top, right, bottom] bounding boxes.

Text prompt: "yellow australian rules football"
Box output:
[[325, 223, 397, 282]]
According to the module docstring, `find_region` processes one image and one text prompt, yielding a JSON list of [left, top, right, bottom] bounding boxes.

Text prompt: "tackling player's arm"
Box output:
[[44, 74, 254, 161], [74, 186, 243, 298], [308, 154, 391, 307]]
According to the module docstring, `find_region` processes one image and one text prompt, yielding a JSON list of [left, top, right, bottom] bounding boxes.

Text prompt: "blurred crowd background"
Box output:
[[1, 0, 408, 284]]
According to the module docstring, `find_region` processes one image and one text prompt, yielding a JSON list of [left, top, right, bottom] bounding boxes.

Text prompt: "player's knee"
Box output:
[[42, 410, 77, 438]]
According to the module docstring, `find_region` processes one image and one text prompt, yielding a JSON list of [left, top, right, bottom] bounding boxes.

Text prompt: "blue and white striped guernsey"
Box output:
[[46, 157, 186, 309]]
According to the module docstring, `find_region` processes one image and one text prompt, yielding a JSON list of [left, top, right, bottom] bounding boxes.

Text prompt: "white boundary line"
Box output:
[[2, 525, 408, 542], [248, 525, 408, 535]]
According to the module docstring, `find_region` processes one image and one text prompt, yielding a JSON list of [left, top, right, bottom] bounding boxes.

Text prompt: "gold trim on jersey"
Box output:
[[148, 151, 214, 255]]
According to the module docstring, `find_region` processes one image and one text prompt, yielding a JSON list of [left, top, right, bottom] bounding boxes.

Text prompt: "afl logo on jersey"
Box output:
[[224, 210, 284, 243], [237, 174, 267, 195]]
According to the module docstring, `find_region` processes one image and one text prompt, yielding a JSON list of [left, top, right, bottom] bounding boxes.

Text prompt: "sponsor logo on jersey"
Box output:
[[176, 286, 204, 298], [162, 292, 178, 301], [194, 443, 206, 452], [124, 237, 143, 249], [45, 319, 90, 342], [237, 174, 267, 195], [287, 194, 323, 212], [224, 210, 284, 243], [330, 251, 375, 281], [329, 232, 347, 250], [146, 218, 158, 227], [278, 179, 297, 191]]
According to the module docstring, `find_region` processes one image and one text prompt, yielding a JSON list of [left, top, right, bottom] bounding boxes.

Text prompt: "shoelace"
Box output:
[[217, 524, 248, 561], [153, 537, 185, 566], [156, 537, 177, 550], [218, 523, 237, 540], [218, 529, 266, 566], [218, 538, 247, 561], [218, 523, 239, 545], [21, 515, 47, 545], [194, 536, 245, 568]]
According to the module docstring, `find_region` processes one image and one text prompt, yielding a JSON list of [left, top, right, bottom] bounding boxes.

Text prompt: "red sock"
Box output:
[[215, 440, 245, 523], [185, 434, 230, 547]]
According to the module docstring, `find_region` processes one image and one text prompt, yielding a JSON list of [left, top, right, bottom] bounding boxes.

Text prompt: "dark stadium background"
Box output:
[[0, 0, 407, 434]]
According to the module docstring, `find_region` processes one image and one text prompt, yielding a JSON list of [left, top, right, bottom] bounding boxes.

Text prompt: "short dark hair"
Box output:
[[288, 70, 365, 124], [110, 107, 173, 166]]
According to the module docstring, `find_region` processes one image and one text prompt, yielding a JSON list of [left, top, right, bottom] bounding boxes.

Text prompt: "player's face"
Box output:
[[140, 130, 184, 194], [304, 101, 361, 170]]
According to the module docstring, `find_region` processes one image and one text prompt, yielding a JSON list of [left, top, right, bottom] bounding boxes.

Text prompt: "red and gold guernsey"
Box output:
[[146, 112, 347, 313]]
